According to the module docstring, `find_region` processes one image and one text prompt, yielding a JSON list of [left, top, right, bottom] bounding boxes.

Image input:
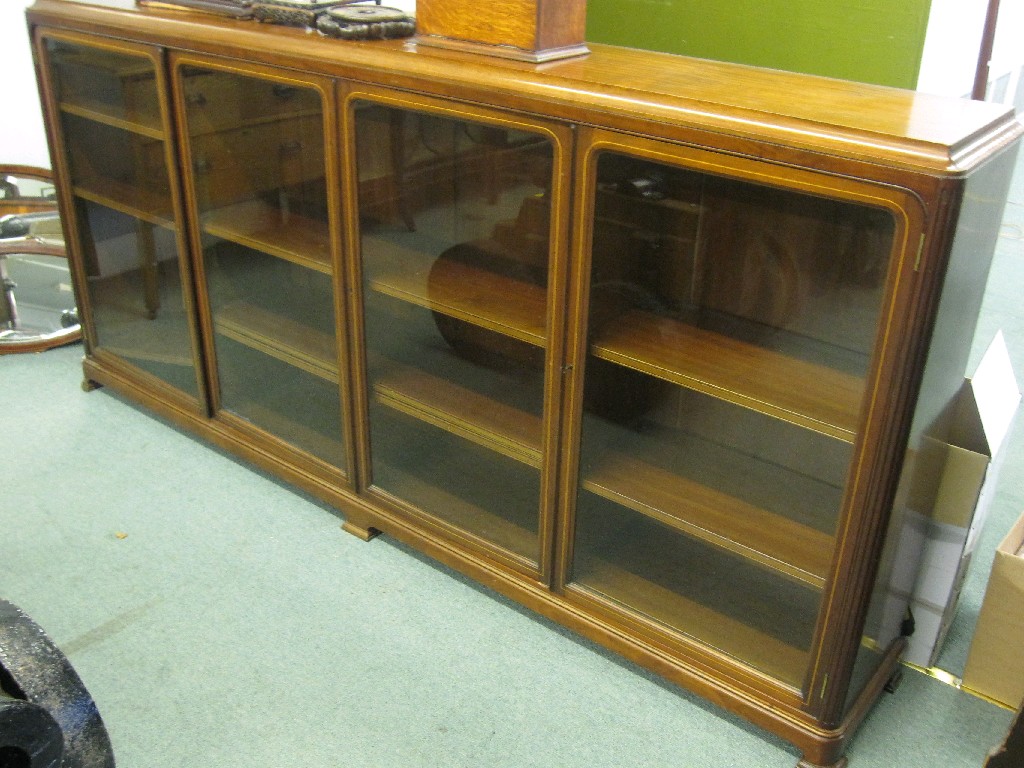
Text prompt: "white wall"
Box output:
[[1, 1, 51, 168], [918, 0, 1024, 103], [917, 0, 988, 98], [987, 0, 1023, 106], [3, 1, 419, 170]]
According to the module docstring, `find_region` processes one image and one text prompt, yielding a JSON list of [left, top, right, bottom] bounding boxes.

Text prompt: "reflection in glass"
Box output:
[[1, 166, 80, 354], [44, 39, 199, 396], [571, 152, 897, 688], [63, 114, 172, 220], [355, 102, 555, 566], [45, 40, 162, 131], [0, 244, 80, 354], [181, 66, 344, 469], [0, 168, 58, 216], [78, 202, 198, 393]]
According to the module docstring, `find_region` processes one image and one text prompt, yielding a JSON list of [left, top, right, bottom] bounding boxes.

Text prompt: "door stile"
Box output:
[[534, 118, 575, 588], [338, 83, 375, 498], [168, 49, 222, 418], [156, 46, 211, 413], [552, 124, 599, 594]]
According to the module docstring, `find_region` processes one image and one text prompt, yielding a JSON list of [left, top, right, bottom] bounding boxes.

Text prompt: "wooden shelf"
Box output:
[[581, 425, 837, 588], [594, 185, 703, 229], [220, 399, 346, 469], [214, 300, 338, 383], [99, 344, 192, 367], [372, 459, 538, 563], [574, 558, 809, 687], [88, 267, 195, 360], [372, 358, 543, 468], [60, 99, 163, 139], [189, 108, 325, 137], [590, 309, 863, 441], [202, 200, 333, 274], [74, 179, 175, 229], [364, 235, 547, 347]]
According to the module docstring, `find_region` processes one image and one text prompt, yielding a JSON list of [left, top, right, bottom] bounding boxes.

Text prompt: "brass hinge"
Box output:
[[820, 673, 829, 701]]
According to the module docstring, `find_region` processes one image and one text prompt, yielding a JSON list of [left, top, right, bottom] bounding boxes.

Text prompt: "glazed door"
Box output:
[[173, 58, 350, 478], [562, 130, 923, 698], [346, 91, 572, 577], [37, 32, 205, 407]]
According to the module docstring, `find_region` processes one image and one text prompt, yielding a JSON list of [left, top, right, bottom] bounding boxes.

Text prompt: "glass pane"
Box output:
[[571, 151, 897, 688], [204, 241, 344, 466], [45, 40, 162, 132], [355, 101, 555, 566], [44, 39, 199, 398], [78, 202, 198, 393], [63, 114, 173, 220], [181, 65, 343, 469]]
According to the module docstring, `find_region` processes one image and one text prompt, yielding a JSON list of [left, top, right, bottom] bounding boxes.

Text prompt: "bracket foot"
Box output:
[[797, 757, 848, 768], [884, 667, 904, 694], [341, 519, 380, 542]]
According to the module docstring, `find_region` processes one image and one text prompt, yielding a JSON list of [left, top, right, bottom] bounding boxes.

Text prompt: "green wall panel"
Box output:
[[586, 0, 932, 88]]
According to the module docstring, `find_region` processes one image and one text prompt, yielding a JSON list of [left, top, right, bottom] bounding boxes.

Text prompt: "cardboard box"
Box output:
[[962, 512, 1024, 708], [900, 332, 1020, 668]]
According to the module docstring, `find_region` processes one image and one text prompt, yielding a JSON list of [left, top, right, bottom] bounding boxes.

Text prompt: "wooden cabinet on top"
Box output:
[[28, 2, 1022, 766]]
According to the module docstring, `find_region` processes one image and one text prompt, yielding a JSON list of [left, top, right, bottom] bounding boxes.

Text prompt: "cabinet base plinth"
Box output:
[[81, 377, 102, 392]]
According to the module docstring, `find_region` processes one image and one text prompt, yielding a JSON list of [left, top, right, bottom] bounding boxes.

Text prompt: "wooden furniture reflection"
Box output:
[[0, 165, 81, 353], [28, 2, 1022, 766], [0, 165, 58, 217]]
